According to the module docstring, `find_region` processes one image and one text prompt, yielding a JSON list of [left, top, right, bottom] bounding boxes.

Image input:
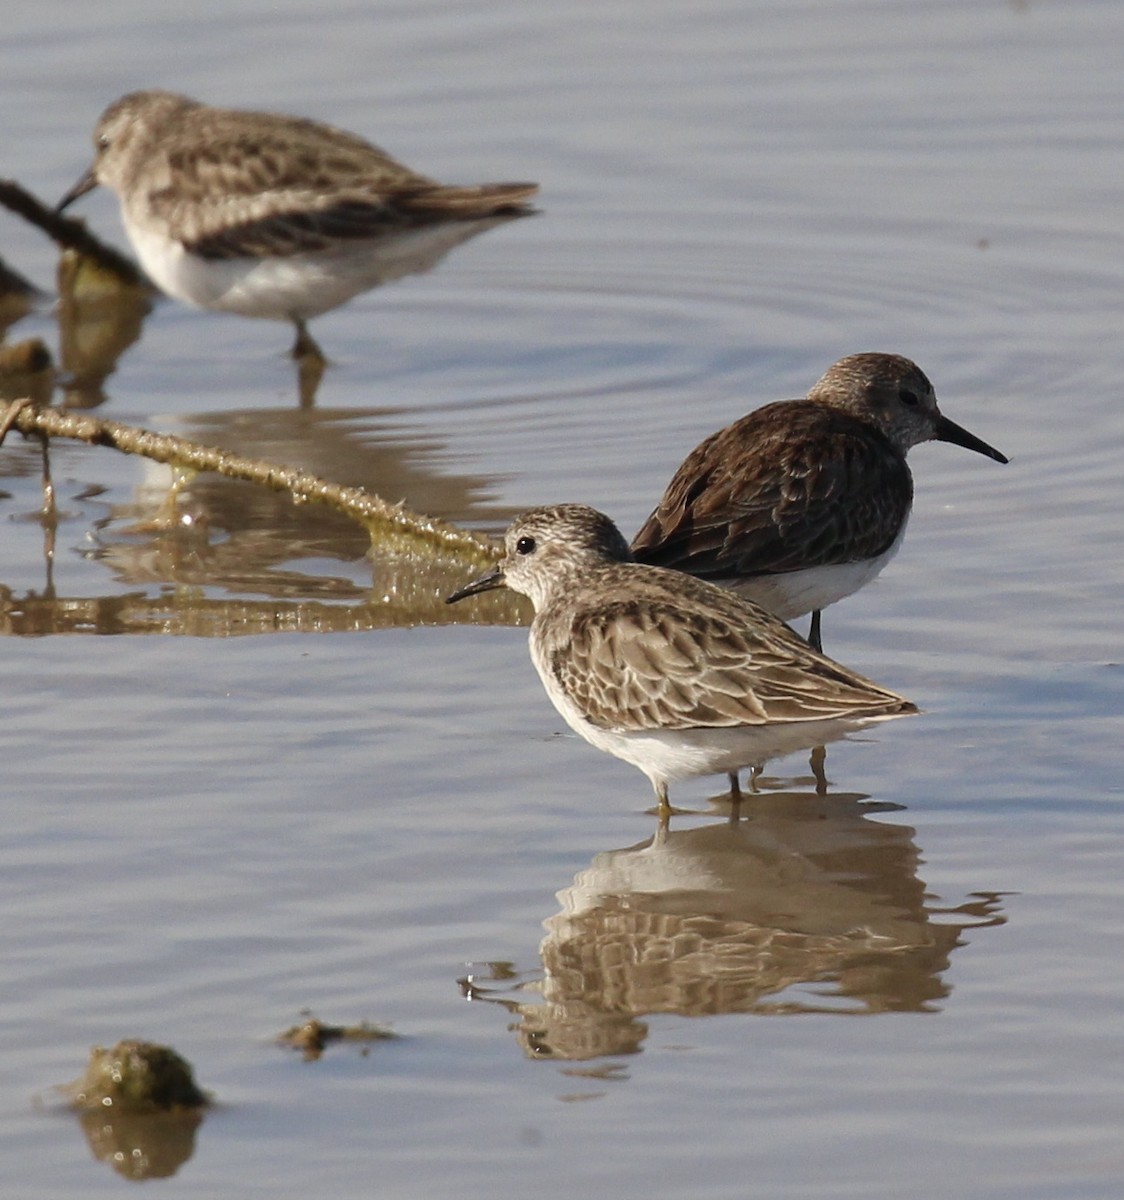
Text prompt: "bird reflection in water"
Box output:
[[459, 780, 1005, 1062], [55, 248, 153, 409]]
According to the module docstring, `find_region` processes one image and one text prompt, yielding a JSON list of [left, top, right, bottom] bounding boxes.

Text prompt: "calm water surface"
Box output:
[[2, 2, 1123, 1197]]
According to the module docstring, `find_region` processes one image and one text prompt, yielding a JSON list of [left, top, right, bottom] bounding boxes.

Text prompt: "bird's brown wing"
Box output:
[[631, 402, 913, 580], [146, 109, 536, 258]]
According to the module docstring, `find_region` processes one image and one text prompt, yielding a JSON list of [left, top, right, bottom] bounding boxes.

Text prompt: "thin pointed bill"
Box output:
[[56, 167, 99, 214], [445, 564, 506, 605], [935, 414, 1008, 464]]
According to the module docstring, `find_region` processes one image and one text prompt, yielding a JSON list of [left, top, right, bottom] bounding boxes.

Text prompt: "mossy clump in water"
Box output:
[[67, 1040, 209, 1113], [276, 1014, 398, 1060]]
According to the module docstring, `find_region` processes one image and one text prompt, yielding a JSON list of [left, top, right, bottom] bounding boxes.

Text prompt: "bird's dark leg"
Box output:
[[290, 318, 324, 362], [810, 745, 828, 795], [808, 609, 823, 653], [655, 781, 672, 831], [291, 319, 327, 407]]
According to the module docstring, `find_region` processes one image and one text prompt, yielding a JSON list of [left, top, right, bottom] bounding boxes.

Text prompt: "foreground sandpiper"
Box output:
[[447, 504, 916, 815], [57, 89, 537, 360], [631, 353, 1008, 651]]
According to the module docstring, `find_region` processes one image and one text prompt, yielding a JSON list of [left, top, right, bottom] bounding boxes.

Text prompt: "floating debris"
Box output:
[[276, 1013, 398, 1060]]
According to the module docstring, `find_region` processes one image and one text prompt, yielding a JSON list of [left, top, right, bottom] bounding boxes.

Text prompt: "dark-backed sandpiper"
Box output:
[[631, 353, 1007, 651]]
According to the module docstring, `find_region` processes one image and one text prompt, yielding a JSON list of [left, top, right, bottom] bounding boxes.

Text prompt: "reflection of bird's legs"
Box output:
[[727, 763, 764, 823], [727, 770, 743, 823], [39, 434, 57, 593], [654, 781, 672, 832], [38, 432, 56, 519], [728, 764, 764, 794], [0, 398, 57, 534], [808, 609, 823, 652], [150, 464, 199, 528], [810, 745, 828, 795]]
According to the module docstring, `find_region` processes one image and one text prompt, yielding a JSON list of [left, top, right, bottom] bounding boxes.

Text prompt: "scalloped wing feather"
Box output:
[[546, 591, 909, 733]]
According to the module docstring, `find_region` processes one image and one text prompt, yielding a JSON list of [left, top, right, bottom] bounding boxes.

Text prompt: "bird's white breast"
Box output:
[[724, 526, 908, 620], [121, 214, 504, 322]]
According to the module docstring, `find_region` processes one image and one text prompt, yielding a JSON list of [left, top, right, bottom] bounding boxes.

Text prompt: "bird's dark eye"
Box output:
[[97, 134, 110, 151], [898, 388, 920, 407], [515, 535, 536, 555]]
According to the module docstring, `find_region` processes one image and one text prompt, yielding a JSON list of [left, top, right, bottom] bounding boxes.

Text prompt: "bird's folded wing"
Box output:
[[631, 410, 912, 577], [549, 598, 911, 732], [146, 120, 536, 258]]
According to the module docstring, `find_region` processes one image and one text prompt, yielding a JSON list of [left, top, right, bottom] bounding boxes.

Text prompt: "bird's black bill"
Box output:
[[935, 415, 1008, 464], [445, 565, 506, 605], [56, 168, 99, 214]]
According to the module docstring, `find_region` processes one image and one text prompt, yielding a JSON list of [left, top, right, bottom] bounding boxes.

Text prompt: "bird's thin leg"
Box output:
[[655, 781, 672, 831], [291, 319, 327, 407], [808, 609, 823, 653], [810, 745, 828, 795], [290, 318, 325, 362]]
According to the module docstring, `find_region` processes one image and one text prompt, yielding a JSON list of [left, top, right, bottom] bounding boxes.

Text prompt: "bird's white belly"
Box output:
[[724, 528, 907, 621], [534, 650, 900, 788], [583, 718, 893, 784], [124, 218, 502, 322]]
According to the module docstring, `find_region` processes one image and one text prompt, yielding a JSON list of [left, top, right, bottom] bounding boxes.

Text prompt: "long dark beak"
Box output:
[[935, 415, 1008, 464], [56, 166, 99, 214], [445, 564, 506, 604]]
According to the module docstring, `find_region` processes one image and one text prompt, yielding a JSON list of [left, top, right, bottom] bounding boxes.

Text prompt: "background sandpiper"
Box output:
[[57, 90, 538, 364], [447, 503, 916, 817], [630, 352, 1008, 651]]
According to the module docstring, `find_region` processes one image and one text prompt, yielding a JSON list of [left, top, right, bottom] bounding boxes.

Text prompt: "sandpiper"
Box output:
[[447, 504, 915, 815], [56, 89, 537, 360], [631, 353, 1008, 651]]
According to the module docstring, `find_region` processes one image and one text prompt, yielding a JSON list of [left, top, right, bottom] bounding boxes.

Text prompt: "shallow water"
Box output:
[[2, 1, 1124, 1197]]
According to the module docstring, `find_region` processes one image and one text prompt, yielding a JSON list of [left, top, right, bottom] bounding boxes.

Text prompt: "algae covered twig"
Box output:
[[0, 399, 501, 568]]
